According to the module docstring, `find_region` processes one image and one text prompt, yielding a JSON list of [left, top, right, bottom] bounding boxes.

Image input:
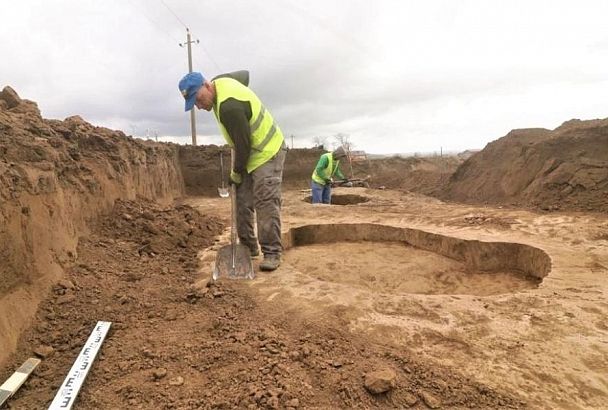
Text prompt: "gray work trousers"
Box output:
[[236, 145, 287, 256]]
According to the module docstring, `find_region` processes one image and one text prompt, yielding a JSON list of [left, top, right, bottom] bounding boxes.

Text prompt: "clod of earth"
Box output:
[[364, 368, 397, 394]]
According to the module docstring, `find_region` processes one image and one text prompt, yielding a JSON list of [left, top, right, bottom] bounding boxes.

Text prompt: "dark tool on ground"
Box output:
[[331, 175, 371, 188], [213, 149, 254, 280]]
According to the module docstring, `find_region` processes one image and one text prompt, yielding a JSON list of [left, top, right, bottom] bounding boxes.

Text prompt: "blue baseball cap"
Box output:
[[178, 72, 205, 112]]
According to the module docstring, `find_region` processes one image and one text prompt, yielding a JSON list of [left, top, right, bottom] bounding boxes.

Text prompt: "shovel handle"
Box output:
[[219, 152, 225, 189], [230, 149, 238, 268]]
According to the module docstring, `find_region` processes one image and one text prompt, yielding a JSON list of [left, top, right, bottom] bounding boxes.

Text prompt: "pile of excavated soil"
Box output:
[[0, 86, 184, 366], [178, 147, 329, 195], [440, 118, 608, 213], [0, 85, 183, 297], [0, 198, 524, 409], [362, 156, 462, 195], [283, 151, 463, 195], [178, 144, 231, 196], [179, 145, 463, 197]]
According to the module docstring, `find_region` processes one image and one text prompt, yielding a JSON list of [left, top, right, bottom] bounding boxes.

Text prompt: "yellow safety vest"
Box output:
[[312, 153, 340, 185], [212, 78, 284, 173]]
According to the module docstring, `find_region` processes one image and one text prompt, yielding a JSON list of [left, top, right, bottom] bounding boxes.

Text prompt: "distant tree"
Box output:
[[334, 133, 354, 154], [333, 133, 356, 179]]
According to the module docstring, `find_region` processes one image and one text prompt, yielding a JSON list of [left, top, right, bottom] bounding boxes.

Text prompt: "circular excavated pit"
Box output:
[[303, 194, 369, 205], [282, 224, 550, 296]]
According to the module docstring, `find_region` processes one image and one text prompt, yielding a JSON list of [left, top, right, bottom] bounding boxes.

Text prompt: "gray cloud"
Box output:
[[2, 0, 608, 154]]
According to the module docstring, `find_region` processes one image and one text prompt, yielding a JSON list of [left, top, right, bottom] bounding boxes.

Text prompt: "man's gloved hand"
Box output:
[[230, 170, 242, 185]]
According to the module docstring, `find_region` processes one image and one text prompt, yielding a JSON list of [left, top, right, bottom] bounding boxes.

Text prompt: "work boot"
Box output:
[[260, 254, 281, 271]]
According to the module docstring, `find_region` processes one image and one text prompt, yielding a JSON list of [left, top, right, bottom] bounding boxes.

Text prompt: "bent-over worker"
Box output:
[[178, 70, 287, 271]]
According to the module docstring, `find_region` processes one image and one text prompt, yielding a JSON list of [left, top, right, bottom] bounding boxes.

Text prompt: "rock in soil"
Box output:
[[364, 368, 397, 394]]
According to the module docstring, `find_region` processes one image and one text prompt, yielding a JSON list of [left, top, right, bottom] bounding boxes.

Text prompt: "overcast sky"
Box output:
[[2, 1, 608, 154]]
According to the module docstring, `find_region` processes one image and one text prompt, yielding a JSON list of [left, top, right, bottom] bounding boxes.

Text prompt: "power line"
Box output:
[[159, 0, 188, 29], [154, 0, 222, 73], [175, 27, 222, 75], [131, 0, 223, 91], [127, 0, 181, 45], [277, 0, 372, 58], [196, 38, 222, 73]]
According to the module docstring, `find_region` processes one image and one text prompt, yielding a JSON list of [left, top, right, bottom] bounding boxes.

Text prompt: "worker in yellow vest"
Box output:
[[310, 146, 347, 204], [178, 71, 287, 271]]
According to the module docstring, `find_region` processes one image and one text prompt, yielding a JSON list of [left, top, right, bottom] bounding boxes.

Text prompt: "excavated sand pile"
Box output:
[[0, 86, 185, 365], [180, 146, 463, 196], [441, 118, 608, 213]]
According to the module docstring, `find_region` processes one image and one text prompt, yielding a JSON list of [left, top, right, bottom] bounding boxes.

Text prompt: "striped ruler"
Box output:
[[48, 321, 111, 410], [0, 357, 41, 407]]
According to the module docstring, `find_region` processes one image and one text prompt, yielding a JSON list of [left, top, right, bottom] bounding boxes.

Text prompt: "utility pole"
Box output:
[[291, 134, 294, 149], [180, 28, 199, 145]]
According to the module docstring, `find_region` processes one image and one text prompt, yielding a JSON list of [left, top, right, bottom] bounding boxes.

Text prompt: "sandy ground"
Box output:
[[3, 193, 524, 409], [283, 242, 538, 296], [192, 187, 608, 409], [2, 187, 607, 409]]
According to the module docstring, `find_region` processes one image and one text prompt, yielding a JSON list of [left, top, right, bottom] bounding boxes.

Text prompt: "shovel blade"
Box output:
[[218, 187, 230, 198], [213, 243, 254, 280]]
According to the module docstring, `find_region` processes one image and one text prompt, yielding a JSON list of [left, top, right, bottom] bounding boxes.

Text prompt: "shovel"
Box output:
[[212, 149, 255, 280], [217, 152, 229, 198]]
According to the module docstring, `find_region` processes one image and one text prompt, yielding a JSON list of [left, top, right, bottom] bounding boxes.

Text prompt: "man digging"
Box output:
[[178, 70, 287, 271]]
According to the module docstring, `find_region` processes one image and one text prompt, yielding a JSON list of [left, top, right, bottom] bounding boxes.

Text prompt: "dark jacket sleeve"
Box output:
[[334, 163, 346, 180], [219, 98, 252, 174]]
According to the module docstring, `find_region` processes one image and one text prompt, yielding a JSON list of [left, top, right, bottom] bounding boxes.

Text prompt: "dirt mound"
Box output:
[[283, 151, 462, 195], [1, 198, 523, 409], [440, 118, 608, 212], [179, 145, 462, 197], [99, 199, 223, 256], [283, 148, 327, 189], [0, 86, 184, 366], [178, 147, 327, 195], [363, 156, 462, 195], [178, 144, 230, 196]]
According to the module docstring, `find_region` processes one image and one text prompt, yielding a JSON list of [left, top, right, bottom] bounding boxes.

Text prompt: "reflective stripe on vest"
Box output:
[[312, 153, 340, 185], [212, 78, 284, 173]]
